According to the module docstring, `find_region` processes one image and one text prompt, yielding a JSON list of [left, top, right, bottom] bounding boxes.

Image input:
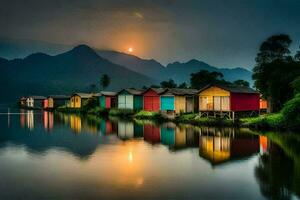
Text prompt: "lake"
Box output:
[[0, 109, 299, 200]]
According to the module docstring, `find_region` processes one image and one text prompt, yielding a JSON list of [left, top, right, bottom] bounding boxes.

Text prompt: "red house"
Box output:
[[198, 84, 260, 118], [142, 88, 166, 111]]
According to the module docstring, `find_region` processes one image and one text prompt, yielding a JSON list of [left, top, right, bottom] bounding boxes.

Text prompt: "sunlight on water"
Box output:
[[0, 110, 299, 200]]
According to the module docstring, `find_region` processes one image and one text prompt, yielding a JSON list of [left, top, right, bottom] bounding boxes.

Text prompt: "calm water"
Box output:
[[0, 109, 299, 200]]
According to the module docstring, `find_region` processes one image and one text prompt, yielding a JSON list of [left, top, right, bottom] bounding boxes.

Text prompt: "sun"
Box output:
[[128, 47, 133, 53]]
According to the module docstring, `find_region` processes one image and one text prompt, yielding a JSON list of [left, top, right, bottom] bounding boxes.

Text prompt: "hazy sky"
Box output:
[[1, 0, 300, 69]]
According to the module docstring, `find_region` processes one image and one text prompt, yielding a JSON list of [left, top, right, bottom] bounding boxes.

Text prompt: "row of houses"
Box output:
[[20, 84, 268, 116]]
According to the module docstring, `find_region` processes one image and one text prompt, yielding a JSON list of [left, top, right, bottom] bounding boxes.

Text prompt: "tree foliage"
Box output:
[[178, 82, 188, 89], [160, 79, 177, 88], [253, 34, 300, 112], [281, 94, 300, 129], [100, 74, 110, 90], [190, 70, 229, 89], [233, 80, 250, 87]]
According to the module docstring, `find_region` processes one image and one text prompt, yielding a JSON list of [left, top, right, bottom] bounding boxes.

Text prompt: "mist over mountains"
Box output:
[[0, 38, 253, 103]]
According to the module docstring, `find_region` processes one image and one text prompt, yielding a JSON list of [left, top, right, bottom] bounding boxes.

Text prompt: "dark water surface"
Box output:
[[0, 109, 299, 200]]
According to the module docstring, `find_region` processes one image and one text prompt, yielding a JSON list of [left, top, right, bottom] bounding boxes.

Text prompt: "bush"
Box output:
[[240, 113, 283, 129], [87, 106, 108, 115], [135, 111, 160, 119], [109, 108, 135, 116], [281, 94, 300, 129]]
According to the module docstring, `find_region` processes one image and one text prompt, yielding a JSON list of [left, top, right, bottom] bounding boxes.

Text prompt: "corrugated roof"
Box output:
[[118, 88, 144, 95], [100, 91, 117, 96], [142, 88, 167, 95], [199, 84, 259, 94], [162, 88, 199, 96], [29, 96, 46, 100], [48, 95, 71, 99], [72, 93, 93, 98]]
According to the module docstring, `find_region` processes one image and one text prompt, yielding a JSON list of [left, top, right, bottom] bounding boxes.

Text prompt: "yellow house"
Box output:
[[70, 93, 93, 108], [199, 85, 230, 111], [47, 95, 70, 109], [160, 88, 198, 114]]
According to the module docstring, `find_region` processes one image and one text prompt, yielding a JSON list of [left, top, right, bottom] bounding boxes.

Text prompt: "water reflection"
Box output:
[[0, 111, 299, 199]]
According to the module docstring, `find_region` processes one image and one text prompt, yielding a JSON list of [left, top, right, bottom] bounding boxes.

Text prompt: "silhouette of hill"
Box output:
[[0, 45, 156, 103]]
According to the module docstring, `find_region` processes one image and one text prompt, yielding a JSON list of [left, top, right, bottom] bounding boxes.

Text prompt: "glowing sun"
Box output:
[[128, 47, 133, 53]]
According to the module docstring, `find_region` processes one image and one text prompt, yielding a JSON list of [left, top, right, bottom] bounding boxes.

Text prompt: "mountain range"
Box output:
[[0, 38, 253, 103]]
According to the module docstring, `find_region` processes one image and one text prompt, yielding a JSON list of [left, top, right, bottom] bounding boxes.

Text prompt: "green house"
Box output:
[[117, 89, 144, 110]]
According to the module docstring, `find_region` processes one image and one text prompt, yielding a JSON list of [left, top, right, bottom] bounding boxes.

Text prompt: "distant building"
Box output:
[[96, 91, 117, 109], [26, 96, 46, 109], [142, 88, 167, 112], [46, 95, 71, 109], [117, 88, 144, 110], [160, 88, 199, 114], [70, 93, 93, 108], [198, 84, 260, 119]]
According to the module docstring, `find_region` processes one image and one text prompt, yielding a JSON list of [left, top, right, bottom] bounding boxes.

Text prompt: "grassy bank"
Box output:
[[240, 113, 284, 130], [55, 106, 298, 131]]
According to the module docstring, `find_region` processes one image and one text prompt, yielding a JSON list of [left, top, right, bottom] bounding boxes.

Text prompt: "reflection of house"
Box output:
[[118, 121, 134, 140], [117, 89, 144, 110], [46, 95, 70, 109], [198, 84, 260, 118], [160, 88, 198, 114], [70, 93, 93, 108], [199, 128, 259, 165], [175, 127, 186, 148], [70, 115, 82, 133], [100, 120, 117, 135], [43, 111, 54, 131], [97, 91, 117, 109], [26, 110, 34, 130], [259, 135, 268, 154], [142, 88, 166, 111], [144, 124, 160, 144], [160, 123, 175, 146]]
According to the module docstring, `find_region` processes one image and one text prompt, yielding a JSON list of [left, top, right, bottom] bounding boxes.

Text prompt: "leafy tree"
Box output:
[[252, 34, 300, 112], [89, 84, 97, 93], [233, 80, 250, 87], [190, 70, 229, 89], [291, 76, 300, 94], [160, 79, 177, 88], [150, 84, 160, 88], [178, 82, 188, 89], [281, 94, 300, 129], [100, 74, 110, 90], [295, 46, 300, 61]]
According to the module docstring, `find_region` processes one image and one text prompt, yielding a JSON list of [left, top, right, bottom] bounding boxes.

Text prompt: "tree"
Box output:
[[291, 76, 300, 94], [190, 70, 228, 89], [295, 46, 300, 61], [178, 82, 188, 89], [89, 84, 97, 93], [233, 80, 250, 87], [100, 74, 110, 90], [160, 79, 177, 88], [252, 34, 300, 112]]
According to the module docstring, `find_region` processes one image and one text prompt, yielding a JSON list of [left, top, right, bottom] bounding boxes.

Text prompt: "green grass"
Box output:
[[175, 113, 235, 126], [134, 111, 160, 119], [109, 108, 135, 117], [240, 113, 284, 129]]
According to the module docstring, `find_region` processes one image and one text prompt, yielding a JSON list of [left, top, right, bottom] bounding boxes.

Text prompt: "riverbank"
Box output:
[[45, 106, 298, 131]]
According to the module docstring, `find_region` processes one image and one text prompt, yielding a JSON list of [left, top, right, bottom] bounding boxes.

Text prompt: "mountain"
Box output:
[[0, 45, 156, 103], [165, 59, 253, 85], [97, 51, 253, 85], [0, 38, 70, 59], [97, 50, 165, 78]]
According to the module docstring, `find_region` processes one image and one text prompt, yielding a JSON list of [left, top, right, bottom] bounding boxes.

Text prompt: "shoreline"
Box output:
[[18, 106, 295, 131]]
